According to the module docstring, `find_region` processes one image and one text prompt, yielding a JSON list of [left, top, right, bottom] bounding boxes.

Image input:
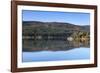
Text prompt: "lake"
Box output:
[[22, 39, 90, 62]]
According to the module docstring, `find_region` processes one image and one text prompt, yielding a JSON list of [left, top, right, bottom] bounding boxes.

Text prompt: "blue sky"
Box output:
[[22, 10, 90, 26]]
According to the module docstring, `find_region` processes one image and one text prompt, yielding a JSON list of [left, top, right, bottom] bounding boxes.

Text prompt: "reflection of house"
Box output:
[[67, 37, 73, 41]]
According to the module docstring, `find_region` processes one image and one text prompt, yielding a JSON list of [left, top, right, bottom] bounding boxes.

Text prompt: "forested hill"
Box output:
[[23, 21, 90, 34]]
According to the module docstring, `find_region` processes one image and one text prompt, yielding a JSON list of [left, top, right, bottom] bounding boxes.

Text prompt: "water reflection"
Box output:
[[22, 39, 90, 62], [22, 47, 90, 62], [23, 39, 90, 52]]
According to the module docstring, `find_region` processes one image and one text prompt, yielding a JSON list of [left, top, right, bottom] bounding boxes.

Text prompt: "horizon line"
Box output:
[[22, 20, 90, 26]]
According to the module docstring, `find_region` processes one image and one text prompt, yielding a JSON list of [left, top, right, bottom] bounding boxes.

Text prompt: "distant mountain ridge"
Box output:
[[23, 21, 90, 32]]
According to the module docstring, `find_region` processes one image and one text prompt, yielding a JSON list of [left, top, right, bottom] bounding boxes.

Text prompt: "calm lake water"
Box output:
[[22, 39, 90, 62]]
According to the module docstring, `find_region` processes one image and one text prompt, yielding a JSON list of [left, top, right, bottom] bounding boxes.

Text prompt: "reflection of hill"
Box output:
[[23, 39, 90, 52], [22, 21, 90, 52]]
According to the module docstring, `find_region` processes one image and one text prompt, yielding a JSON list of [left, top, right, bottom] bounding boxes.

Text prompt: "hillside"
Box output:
[[22, 21, 90, 35]]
